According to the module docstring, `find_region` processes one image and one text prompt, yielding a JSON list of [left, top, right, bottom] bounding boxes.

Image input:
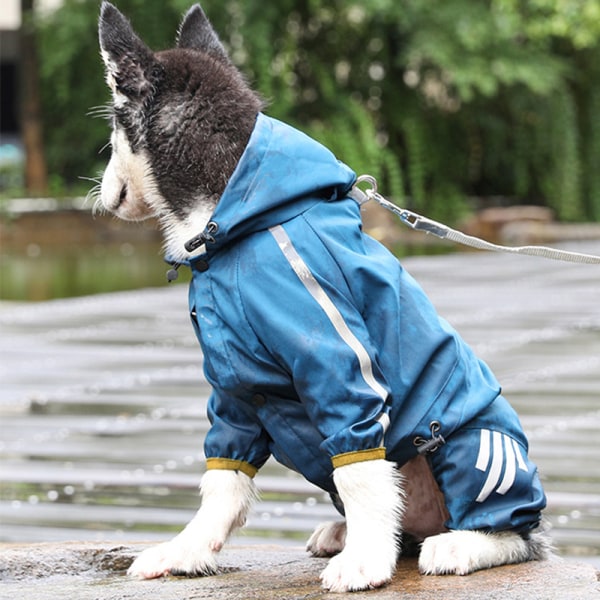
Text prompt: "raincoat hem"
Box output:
[[206, 457, 259, 478], [331, 447, 387, 469]]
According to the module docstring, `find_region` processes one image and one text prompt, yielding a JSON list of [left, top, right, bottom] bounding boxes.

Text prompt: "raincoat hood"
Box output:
[[194, 113, 356, 251]]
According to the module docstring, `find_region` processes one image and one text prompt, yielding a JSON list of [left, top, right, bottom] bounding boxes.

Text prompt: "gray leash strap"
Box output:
[[350, 175, 600, 265]]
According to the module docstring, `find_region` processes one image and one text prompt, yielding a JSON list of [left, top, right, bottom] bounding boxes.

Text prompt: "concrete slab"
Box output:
[[0, 542, 598, 600]]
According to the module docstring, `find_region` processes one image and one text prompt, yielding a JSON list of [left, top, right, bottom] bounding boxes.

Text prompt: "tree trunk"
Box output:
[[20, 0, 48, 196]]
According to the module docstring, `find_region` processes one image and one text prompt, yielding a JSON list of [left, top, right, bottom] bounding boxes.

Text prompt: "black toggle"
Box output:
[[184, 232, 209, 253], [413, 421, 445, 455], [184, 221, 219, 253]]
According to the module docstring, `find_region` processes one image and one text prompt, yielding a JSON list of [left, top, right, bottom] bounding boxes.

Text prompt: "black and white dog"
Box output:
[[97, 3, 549, 592]]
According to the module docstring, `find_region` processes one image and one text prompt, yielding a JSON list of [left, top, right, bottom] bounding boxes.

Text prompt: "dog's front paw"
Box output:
[[306, 521, 347, 557], [128, 539, 218, 580], [320, 549, 393, 592]]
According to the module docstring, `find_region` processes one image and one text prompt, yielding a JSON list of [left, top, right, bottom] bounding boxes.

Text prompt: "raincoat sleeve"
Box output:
[[204, 389, 272, 478], [238, 221, 392, 469]]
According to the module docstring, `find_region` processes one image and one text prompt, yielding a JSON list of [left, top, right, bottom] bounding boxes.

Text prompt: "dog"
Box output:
[[97, 2, 550, 592]]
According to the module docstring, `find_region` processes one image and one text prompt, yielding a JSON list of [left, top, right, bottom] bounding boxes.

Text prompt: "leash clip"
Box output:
[[350, 174, 379, 205], [399, 210, 448, 238]]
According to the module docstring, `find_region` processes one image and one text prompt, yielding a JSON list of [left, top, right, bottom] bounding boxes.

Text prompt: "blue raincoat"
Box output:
[[185, 113, 546, 533]]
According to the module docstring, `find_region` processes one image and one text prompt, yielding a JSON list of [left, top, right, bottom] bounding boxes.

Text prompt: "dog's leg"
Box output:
[[128, 469, 257, 579], [319, 459, 403, 592], [418, 529, 552, 575], [306, 521, 347, 557]]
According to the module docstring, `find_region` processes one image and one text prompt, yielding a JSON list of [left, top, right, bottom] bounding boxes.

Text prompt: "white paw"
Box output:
[[128, 538, 218, 579], [419, 530, 528, 575], [306, 521, 347, 557], [320, 548, 393, 592]]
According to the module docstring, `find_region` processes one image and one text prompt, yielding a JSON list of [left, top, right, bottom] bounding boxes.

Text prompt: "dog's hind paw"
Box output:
[[306, 521, 347, 557], [320, 548, 393, 592], [418, 530, 530, 576], [128, 540, 218, 579]]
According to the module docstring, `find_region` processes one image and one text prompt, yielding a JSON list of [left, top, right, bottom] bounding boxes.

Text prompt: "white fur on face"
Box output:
[[161, 204, 215, 262], [99, 125, 214, 261], [100, 127, 164, 221]]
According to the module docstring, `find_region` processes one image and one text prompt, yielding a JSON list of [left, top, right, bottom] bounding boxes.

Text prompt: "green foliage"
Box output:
[[541, 85, 582, 220], [34, 0, 600, 222], [583, 84, 600, 220], [37, 1, 107, 185], [37, 0, 183, 186]]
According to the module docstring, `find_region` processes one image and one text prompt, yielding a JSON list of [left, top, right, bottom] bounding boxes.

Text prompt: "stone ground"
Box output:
[[0, 542, 598, 600]]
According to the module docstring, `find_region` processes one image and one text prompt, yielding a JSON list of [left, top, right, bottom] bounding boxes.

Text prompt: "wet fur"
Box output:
[[97, 2, 262, 261], [97, 3, 550, 592]]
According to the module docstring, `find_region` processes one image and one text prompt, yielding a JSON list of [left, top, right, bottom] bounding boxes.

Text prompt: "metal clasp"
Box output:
[[350, 174, 379, 205], [399, 210, 448, 237], [414, 421, 445, 455]]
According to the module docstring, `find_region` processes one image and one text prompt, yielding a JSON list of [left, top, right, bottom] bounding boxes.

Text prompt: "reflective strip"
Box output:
[[475, 431, 530, 503], [375, 411, 391, 447], [476, 430, 503, 503], [512, 438, 529, 471], [475, 429, 491, 472], [496, 433, 516, 495], [269, 225, 388, 403], [376, 412, 391, 433]]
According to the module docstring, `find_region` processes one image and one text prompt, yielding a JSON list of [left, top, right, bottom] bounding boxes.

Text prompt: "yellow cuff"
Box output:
[[331, 448, 386, 469], [205, 457, 258, 478]]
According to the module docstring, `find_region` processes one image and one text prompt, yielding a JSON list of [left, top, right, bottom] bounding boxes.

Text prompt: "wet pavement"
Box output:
[[0, 542, 599, 600], [0, 241, 599, 567]]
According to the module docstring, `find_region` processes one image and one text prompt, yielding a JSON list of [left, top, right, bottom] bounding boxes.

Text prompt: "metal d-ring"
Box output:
[[349, 174, 379, 205], [355, 174, 378, 196]]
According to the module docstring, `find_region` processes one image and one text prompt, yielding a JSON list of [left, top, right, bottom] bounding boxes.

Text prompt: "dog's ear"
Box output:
[[98, 1, 160, 104], [176, 4, 230, 63]]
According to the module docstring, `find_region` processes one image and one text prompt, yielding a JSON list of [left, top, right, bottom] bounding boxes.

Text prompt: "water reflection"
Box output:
[[0, 208, 186, 301], [0, 242, 190, 301]]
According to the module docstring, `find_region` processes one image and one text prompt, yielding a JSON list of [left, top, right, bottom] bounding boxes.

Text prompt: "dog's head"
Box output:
[[97, 2, 262, 247]]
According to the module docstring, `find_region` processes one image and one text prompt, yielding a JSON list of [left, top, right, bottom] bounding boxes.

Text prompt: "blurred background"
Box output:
[[4, 0, 600, 298], [0, 0, 599, 570]]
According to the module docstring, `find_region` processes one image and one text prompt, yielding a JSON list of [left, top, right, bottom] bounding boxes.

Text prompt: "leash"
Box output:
[[350, 175, 600, 265]]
